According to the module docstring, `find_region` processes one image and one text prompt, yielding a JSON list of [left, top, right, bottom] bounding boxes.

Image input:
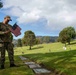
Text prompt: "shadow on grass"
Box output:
[[69, 42, 76, 45], [23, 49, 76, 75], [27, 46, 43, 50]]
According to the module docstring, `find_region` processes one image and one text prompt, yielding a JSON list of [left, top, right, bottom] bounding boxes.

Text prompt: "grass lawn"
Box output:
[[0, 41, 76, 75], [0, 55, 34, 75]]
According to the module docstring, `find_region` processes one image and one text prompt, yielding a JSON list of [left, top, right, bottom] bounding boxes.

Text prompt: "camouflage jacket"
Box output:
[[0, 22, 13, 42]]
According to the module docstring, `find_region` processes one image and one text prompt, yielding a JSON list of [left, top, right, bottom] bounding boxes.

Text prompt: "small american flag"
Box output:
[[10, 23, 21, 37]]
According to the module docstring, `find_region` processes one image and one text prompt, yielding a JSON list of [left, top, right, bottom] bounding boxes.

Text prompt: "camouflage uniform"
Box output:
[[0, 22, 14, 66]]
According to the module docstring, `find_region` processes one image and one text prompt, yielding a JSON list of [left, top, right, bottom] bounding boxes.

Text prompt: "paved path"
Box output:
[[19, 56, 51, 75]]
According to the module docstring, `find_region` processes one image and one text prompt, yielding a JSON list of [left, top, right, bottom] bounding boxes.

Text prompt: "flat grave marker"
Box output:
[[25, 62, 35, 65], [28, 64, 41, 69], [33, 68, 51, 74]]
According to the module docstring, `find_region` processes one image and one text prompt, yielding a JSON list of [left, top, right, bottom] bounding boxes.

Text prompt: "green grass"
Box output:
[[0, 55, 34, 75], [23, 50, 76, 75], [0, 41, 76, 75]]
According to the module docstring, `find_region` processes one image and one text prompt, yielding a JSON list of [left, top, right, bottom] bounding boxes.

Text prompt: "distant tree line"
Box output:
[[36, 36, 58, 44]]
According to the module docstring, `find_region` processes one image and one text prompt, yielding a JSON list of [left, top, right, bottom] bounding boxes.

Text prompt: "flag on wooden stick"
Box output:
[[9, 23, 21, 37]]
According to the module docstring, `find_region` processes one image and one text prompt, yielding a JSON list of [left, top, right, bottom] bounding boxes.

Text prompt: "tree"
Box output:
[[23, 30, 36, 50], [0, 0, 3, 8], [59, 26, 76, 46], [17, 39, 22, 47]]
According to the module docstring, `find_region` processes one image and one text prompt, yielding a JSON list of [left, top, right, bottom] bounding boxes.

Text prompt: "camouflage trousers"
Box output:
[[0, 42, 14, 65]]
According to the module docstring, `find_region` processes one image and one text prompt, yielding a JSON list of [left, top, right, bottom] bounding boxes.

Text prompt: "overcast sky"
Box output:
[[0, 0, 76, 39]]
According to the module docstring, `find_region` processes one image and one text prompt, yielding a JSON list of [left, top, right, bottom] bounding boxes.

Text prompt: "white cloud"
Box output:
[[17, 8, 41, 23], [2, 0, 76, 35]]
